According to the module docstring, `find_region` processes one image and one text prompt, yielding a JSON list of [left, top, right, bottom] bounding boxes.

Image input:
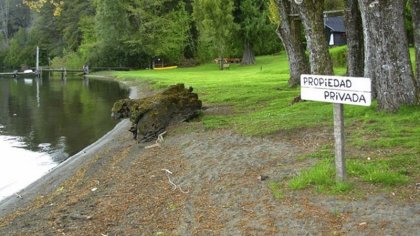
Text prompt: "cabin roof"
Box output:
[[325, 16, 346, 33]]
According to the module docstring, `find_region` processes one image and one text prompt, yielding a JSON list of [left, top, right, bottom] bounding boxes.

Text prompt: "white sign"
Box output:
[[301, 74, 371, 106]]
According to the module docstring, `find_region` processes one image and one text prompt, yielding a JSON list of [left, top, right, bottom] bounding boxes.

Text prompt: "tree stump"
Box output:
[[111, 84, 202, 142]]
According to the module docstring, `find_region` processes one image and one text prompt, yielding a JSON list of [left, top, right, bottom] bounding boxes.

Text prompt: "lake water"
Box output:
[[0, 76, 129, 201]]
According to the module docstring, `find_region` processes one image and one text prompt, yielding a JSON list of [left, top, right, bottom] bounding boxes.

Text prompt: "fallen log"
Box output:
[[111, 84, 202, 142]]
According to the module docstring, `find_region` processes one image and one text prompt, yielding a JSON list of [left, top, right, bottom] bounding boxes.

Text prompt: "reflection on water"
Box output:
[[0, 76, 129, 201], [0, 135, 56, 200]]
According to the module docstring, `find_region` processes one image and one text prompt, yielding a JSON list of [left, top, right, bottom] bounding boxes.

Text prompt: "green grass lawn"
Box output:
[[115, 54, 347, 135], [114, 50, 419, 195]]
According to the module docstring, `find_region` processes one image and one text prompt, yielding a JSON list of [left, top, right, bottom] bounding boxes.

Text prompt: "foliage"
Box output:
[[77, 15, 97, 65], [267, 0, 280, 25], [57, 0, 95, 52], [0, 0, 96, 69], [31, 3, 65, 59], [324, 0, 345, 11], [125, 0, 191, 66], [404, 0, 415, 46], [233, 0, 280, 58], [0, 37, 7, 69], [93, 0, 130, 67], [50, 50, 85, 69], [193, 0, 236, 62], [8, 1, 32, 36], [2, 0, 279, 68], [3, 28, 36, 68], [0, 0, 32, 55], [329, 45, 347, 68], [23, 0, 64, 16]]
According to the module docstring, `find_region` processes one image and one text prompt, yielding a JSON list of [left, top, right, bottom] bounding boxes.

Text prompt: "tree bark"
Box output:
[[0, 0, 10, 47], [344, 0, 364, 77], [413, 0, 420, 98], [219, 55, 224, 70], [112, 84, 202, 142], [292, 0, 333, 75], [241, 40, 256, 65], [359, 0, 417, 111], [274, 0, 309, 87]]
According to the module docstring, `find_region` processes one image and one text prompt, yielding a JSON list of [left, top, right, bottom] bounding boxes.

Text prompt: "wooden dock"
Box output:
[[41, 68, 84, 73], [0, 71, 39, 78], [0, 68, 86, 78]]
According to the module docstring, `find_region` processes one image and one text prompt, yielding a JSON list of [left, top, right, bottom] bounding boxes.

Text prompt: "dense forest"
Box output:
[[0, 0, 419, 111], [0, 0, 351, 70], [0, 0, 281, 70]]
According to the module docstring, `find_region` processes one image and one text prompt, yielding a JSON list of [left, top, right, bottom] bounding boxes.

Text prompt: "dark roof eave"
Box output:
[[325, 25, 346, 33]]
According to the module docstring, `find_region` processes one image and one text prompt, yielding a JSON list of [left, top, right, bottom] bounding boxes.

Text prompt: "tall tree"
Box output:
[[270, 0, 309, 87], [234, 0, 273, 65], [58, 0, 95, 51], [292, 0, 333, 75], [193, 0, 236, 70], [4, 28, 35, 67], [359, 0, 417, 111], [0, 0, 11, 47], [344, 0, 364, 76], [125, 0, 190, 67], [94, 0, 130, 66], [8, 1, 31, 37], [30, 3, 64, 59], [413, 0, 420, 93]]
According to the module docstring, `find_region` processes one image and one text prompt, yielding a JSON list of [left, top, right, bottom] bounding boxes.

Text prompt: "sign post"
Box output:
[[301, 74, 371, 182], [333, 103, 345, 181]]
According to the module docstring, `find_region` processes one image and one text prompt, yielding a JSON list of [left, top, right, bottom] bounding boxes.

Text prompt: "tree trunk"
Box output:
[[241, 40, 256, 65], [274, 0, 309, 87], [219, 55, 224, 70], [359, 0, 417, 111], [0, 0, 9, 47], [413, 0, 420, 98], [344, 0, 364, 77], [112, 84, 202, 142], [293, 0, 333, 75]]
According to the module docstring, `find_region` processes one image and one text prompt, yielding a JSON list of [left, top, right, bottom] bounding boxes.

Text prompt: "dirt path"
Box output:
[[0, 82, 418, 235]]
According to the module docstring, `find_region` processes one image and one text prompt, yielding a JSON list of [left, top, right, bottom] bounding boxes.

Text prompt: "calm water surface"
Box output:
[[0, 76, 129, 201]]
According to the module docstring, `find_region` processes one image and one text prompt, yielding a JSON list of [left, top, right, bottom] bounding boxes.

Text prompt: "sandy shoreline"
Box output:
[[0, 119, 132, 217]]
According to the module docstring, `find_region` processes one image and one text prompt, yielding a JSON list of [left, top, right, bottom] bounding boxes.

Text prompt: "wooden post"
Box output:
[[333, 103, 346, 181], [36, 46, 39, 72]]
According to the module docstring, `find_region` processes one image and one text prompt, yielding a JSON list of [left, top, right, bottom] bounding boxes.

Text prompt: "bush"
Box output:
[[329, 46, 347, 68], [50, 50, 86, 69]]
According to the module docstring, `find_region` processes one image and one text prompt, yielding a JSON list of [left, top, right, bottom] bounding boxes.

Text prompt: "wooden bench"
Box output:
[[223, 63, 230, 70]]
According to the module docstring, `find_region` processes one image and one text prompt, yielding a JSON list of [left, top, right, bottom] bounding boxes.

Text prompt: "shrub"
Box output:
[[329, 46, 347, 68], [50, 50, 86, 70]]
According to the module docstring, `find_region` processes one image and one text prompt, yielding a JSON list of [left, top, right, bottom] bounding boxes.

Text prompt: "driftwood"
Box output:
[[111, 84, 202, 142]]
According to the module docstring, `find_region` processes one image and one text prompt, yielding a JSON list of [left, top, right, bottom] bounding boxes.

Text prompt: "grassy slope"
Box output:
[[114, 51, 419, 193], [116, 55, 345, 135]]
